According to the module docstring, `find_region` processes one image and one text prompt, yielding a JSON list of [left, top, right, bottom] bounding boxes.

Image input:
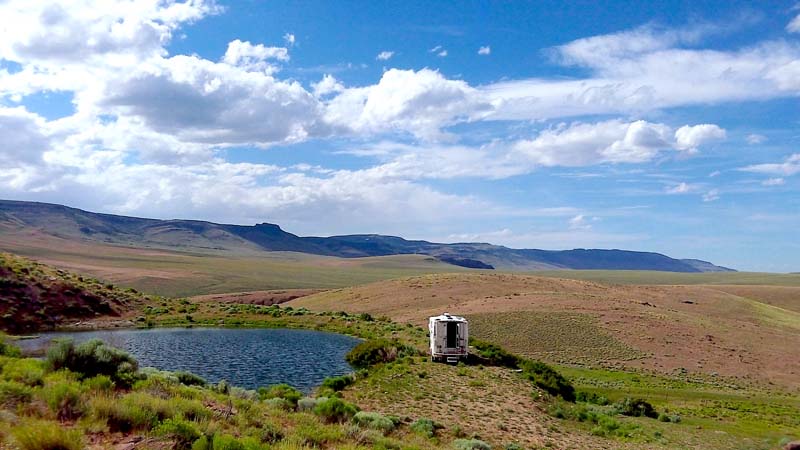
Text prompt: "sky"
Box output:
[[0, 1, 799, 272]]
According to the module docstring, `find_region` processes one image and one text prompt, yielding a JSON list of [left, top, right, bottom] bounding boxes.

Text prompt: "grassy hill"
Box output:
[[0, 199, 734, 272], [289, 273, 800, 389], [0, 253, 151, 333]]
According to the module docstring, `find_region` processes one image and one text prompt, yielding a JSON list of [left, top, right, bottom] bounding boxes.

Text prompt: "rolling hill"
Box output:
[[0, 200, 733, 272]]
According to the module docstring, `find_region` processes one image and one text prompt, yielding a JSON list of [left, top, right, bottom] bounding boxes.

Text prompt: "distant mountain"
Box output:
[[0, 200, 735, 272]]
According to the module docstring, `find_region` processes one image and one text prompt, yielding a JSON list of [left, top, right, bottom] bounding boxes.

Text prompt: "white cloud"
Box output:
[[746, 133, 767, 144], [0, 0, 218, 65], [311, 74, 345, 98], [0, 106, 50, 166], [762, 177, 785, 186], [709, 170, 721, 177], [283, 33, 296, 46], [98, 55, 326, 147], [741, 154, 800, 176], [222, 40, 288, 72], [324, 68, 490, 141], [665, 182, 694, 194], [568, 214, 592, 230], [437, 49, 448, 57], [478, 46, 491, 55], [674, 124, 726, 152], [429, 45, 442, 53], [702, 189, 720, 202], [376, 51, 394, 61], [788, 13, 800, 33], [511, 119, 697, 167]]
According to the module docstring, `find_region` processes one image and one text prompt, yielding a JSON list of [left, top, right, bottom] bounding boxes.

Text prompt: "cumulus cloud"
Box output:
[[98, 55, 327, 146], [222, 40, 289, 72], [0, 107, 50, 166], [0, 0, 218, 65], [674, 124, 726, 152], [740, 154, 800, 176], [478, 46, 491, 55], [312, 74, 345, 98], [376, 51, 394, 61], [283, 33, 296, 46], [324, 68, 490, 140], [511, 119, 707, 167], [568, 214, 593, 230]]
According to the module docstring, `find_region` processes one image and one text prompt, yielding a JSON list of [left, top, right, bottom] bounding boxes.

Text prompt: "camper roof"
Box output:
[[430, 312, 467, 322]]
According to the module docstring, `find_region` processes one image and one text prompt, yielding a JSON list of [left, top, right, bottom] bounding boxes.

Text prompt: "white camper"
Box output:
[[428, 313, 469, 363]]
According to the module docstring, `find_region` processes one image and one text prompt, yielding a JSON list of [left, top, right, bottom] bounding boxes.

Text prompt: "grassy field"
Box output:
[[531, 270, 800, 286], [0, 231, 466, 297]]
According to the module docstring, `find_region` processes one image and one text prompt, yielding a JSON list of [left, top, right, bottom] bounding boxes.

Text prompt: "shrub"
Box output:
[[11, 419, 84, 450], [345, 339, 418, 369], [45, 339, 139, 387], [82, 374, 115, 392], [0, 338, 21, 357], [0, 380, 33, 407], [576, 391, 610, 405], [175, 371, 206, 387], [156, 418, 201, 450], [505, 444, 523, 450], [453, 438, 492, 450], [614, 397, 658, 419], [257, 383, 302, 406], [410, 418, 440, 438], [91, 392, 175, 432], [297, 396, 323, 412], [469, 339, 520, 368], [519, 360, 575, 401], [313, 397, 359, 423], [40, 380, 86, 421], [321, 374, 354, 392], [353, 411, 395, 433], [2, 358, 45, 386]]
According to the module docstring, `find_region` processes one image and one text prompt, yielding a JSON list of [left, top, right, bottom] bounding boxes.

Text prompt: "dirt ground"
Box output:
[[190, 289, 324, 305]]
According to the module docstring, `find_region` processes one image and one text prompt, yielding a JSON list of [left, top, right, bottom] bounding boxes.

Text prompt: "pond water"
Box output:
[[17, 328, 360, 392]]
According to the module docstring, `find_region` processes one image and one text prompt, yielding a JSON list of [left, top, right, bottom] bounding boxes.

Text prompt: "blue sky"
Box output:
[[0, 1, 799, 271]]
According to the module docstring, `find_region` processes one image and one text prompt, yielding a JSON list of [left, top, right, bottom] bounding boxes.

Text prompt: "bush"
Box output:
[[453, 438, 492, 450], [11, 419, 84, 450], [576, 391, 610, 405], [410, 418, 440, 438], [505, 444, 523, 450], [82, 374, 115, 392], [614, 397, 658, 418], [313, 397, 359, 423], [520, 360, 575, 401], [156, 418, 201, 450], [91, 392, 175, 432], [321, 374, 354, 392], [469, 339, 520, 368], [297, 396, 323, 412], [45, 339, 139, 387], [2, 358, 45, 386], [40, 379, 86, 420], [257, 383, 302, 406], [0, 380, 33, 407], [0, 338, 21, 357], [353, 411, 396, 433], [345, 339, 418, 369], [175, 371, 206, 387]]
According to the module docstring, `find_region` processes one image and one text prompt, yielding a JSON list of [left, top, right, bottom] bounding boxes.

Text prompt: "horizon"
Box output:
[[1, 1, 799, 271]]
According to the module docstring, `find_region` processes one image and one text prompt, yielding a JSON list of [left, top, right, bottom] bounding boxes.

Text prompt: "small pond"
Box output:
[[17, 328, 360, 392]]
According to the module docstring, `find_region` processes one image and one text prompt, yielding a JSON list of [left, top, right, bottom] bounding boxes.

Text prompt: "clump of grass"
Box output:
[[11, 419, 84, 450], [321, 374, 355, 392], [411, 418, 441, 438], [453, 438, 492, 450], [0, 380, 33, 407], [2, 358, 45, 386], [155, 418, 201, 450], [313, 397, 359, 423], [39, 378, 86, 420], [258, 383, 303, 407], [353, 411, 396, 433]]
